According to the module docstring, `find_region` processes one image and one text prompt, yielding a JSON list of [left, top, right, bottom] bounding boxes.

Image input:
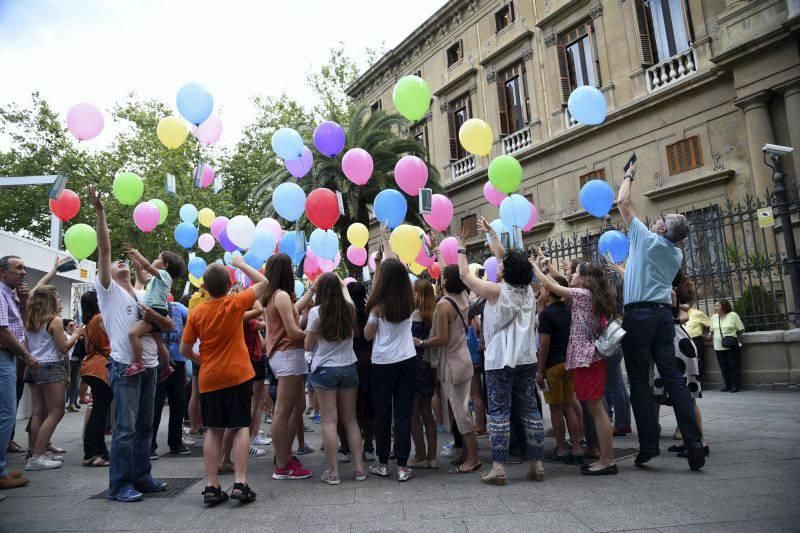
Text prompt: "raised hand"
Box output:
[[231, 255, 245, 269], [478, 216, 491, 234], [87, 184, 103, 210]]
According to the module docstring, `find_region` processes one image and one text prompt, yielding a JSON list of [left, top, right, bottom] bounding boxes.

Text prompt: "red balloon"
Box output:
[[226, 266, 236, 284], [48, 189, 81, 222], [429, 262, 441, 281], [305, 188, 340, 230]]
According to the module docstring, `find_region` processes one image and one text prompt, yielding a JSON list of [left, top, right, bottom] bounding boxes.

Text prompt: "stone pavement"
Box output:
[[1, 390, 799, 533]]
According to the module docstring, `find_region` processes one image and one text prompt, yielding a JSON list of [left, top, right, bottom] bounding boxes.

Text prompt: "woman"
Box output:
[[24, 285, 84, 470], [347, 281, 375, 461], [304, 272, 366, 484], [64, 319, 85, 413], [408, 279, 437, 469], [711, 299, 745, 393], [533, 260, 617, 475], [80, 290, 112, 467], [416, 265, 480, 474]]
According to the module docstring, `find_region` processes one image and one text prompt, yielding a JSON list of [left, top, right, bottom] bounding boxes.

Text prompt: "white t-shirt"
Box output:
[[368, 312, 416, 365], [95, 279, 158, 367], [306, 306, 357, 372]]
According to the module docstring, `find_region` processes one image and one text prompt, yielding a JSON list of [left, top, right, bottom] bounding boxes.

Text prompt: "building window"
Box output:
[[497, 62, 531, 135], [557, 21, 602, 103], [579, 168, 607, 188], [461, 215, 478, 238], [680, 205, 727, 302], [410, 121, 428, 150], [635, 0, 692, 65], [447, 41, 463, 67], [666, 136, 703, 175], [370, 99, 382, 112], [448, 93, 472, 161], [495, 3, 515, 33]]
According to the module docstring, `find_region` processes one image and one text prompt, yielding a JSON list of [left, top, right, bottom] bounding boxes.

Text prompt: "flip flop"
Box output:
[[448, 463, 482, 474], [84, 456, 109, 467], [6, 442, 24, 453]]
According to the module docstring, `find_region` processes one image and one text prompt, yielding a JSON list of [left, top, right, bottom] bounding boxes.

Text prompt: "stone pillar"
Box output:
[[778, 82, 800, 178], [735, 92, 775, 196]]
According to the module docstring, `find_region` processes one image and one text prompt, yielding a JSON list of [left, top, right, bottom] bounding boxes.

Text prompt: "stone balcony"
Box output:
[[502, 126, 533, 155], [449, 154, 479, 181], [646, 47, 698, 93]]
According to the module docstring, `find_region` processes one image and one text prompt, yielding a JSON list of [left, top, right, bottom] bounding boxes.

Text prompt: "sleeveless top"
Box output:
[[264, 290, 303, 356], [26, 319, 62, 364]]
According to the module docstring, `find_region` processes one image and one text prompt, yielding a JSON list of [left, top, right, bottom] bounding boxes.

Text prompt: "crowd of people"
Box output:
[[1, 163, 750, 505]]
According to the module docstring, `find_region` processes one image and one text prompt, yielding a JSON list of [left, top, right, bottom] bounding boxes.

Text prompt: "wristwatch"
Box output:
[[457, 248, 467, 255], [624, 174, 635, 182]]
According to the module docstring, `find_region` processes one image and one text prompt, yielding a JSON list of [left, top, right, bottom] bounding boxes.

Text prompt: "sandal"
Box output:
[[86, 456, 109, 467], [230, 482, 257, 503], [354, 470, 367, 481], [202, 485, 229, 506], [448, 463, 482, 474], [6, 441, 24, 453], [527, 461, 545, 482], [480, 470, 507, 486]]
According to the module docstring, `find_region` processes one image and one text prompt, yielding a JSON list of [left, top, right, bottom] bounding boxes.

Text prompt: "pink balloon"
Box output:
[[342, 148, 373, 185], [304, 248, 319, 274], [342, 277, 356, 285], [318, 252, 339, 273], [133, 202, 160, 233], [439, 237, 459, 266], [256, 217, 282, 240], [194, 115, 223, 145], [415, 246, 435, 268], [347, 245, 368, 266], [368, 251, 378, 272], [66, 103, 104, 141], [333, 251, 341, 268], [522, 203, 539, 232], [195, 163, 215, 188], [483, 182, 507, 207], [210, 216, 229, 239], [198, 233, 215, 252], [394, 156, 428, 197], [423, 194, 454, 232]]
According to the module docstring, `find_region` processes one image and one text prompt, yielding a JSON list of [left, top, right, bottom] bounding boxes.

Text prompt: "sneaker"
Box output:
[[251, 434, 272, 446], [296, 445, 314, 456], [44, 451, 64, 462], [249, 446, 266, 457], [150, 450, 159, 460], [25, 456, 62, 471], [273, 463, 312, 480], [170, 445, 191, 455], [303, 424, 313, 433], [435, 424, 446, 433], [337, 451, 352, 463], [442, 440, 455, 449], [265, 415, 273, 424], [396, 468, 413, 482], [182, 426, 191, 436], [305, 407, 314, 417], [321, 469, 340, 485], [182, 436, 196, 447], [363, 449, 376, 461], [369, 464, 390, 477], [312, 413, 321, 424]]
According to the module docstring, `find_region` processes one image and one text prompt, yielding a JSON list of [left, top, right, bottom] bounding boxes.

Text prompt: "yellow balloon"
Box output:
[[389, 224, 422, 264], [157, 116, 188, 149], [458, 118, 493, 157], [409, 262, 425, 275], [189, 273, 203, 288], [347, 223, 369, 248], [198, 207, 216, 228]]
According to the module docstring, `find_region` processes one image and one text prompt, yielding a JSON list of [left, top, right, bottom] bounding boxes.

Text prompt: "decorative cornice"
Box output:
[[439, 102, 449, 114], [643, 169, 735, 201], [544, 34, 556, 47], [590, 3, 603, 19], [522, 48, 533, 61], [469, 83, 478, 95], [733, 90, 772, 110], [486, 71, 496, 83], [433, 67, 478, 97]]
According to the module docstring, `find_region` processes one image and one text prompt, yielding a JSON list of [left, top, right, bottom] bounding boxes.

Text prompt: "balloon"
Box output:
[[243, 251, 265, 271], [373, 189, 407, 229], [394, 156, 428, 196], [579, 179, 615, 218], [194, 163, 215, 189], [567, 85, 607, 126], [304, 249, 319, 276], [279, 231, 306, 264], [227, 215, 256, 249], [346, 245, 367, 266], [484, 257, 498, 282], [189, 274, 203, 288], [156, 116, 188, 149], [176, 83, 213, 125], [180, 204, 198, 224], [174, 222, 198, 249], [148, 199, 168, 225], [210, 216, 229, 239], [218, 229, 239, 252], [48, 189, 80, 222], [522, 204, 539, 232], [409, 262, 425, 275], [392, 75, 432, 122], [198, 233, 215, 253], [499, 194, 532, 231], [488, 155, 522, 194], [63, 223, 97, 260], [429, 262, 441, 281], [272, 182, 306, 222], [309, 228, 339, 261], [194, 115, 223, 145], [256, 217, 282, 240], [294, 279, 305, 299], [598, 230, 630, 264], [342, 277, 356, 286], [112, 172, 144, 205], [250, 229, 278, 260], [197, 208, 215, 228], [133, 202, 160, 233], [347, 223, 369, 248], [459, 118, 493, 157], [318, 254, 337, 273], [313, 121, 346, 157], [285, 146, 313, 178], [305, 188, 339, 230], [368, 251, 378, 272], [423, 194, 454, 232], [342, 148, 373, 186], [223, 250, 242, 266], [66, 103, 103, 141], [188, 257, 207, 278], [415, 237, 434, 268], [483, 182, 507, 207], [271, 127, 304, 161], [439, 237, 459, 265]]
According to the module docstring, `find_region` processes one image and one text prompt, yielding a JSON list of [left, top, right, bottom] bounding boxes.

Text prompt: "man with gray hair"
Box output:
[[616, 162, 705, 471]]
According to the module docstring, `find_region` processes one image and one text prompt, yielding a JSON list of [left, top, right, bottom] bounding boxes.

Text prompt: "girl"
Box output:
[[80, 290, 111, 467], [348, 281, 375, 461], [408, 278, 437, 469]]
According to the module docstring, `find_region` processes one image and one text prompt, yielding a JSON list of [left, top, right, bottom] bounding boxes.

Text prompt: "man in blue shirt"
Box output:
[[617, 163, 705, 471]]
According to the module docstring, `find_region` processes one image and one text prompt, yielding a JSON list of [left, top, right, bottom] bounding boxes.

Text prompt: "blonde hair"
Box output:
[[24, 285, 59, 331]]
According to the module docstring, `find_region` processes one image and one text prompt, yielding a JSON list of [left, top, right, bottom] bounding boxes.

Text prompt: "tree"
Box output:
[[305, 42, 360, 124]]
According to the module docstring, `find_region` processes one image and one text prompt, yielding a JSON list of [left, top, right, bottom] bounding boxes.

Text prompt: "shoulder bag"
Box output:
[[594, 317, 626, 357], [717, 316, 738, 349]]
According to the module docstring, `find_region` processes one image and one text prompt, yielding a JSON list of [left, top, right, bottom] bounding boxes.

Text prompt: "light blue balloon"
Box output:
[[243, 251, 264, 271], [223, 250, 242, 266], [174, 222, 198, 249], [409, 274, 418, 283], [487, 219, 508, 244], [579, 179, 614, 218], [273, 182, 306, 222], [309, 229, 339, 261], [499, 194, 532, 231], [250, 229, 277, 260], [271, 128, 305, 161], [176, 83, 214, 126], [598, 230, 630, 264], [567, 85, 607, 126], [294, 279, 305, 299], [179, 204, 198, 224], [279, 230, 306, 264], [188, 256, 207, 278], [373, 189, 407, 229]]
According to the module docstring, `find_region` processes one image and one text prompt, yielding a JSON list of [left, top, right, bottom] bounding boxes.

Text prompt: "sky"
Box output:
[[0, 0, 447, 146]]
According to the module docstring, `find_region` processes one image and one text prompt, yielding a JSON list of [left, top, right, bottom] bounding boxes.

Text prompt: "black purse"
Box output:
[[717, 318, 738, 349]]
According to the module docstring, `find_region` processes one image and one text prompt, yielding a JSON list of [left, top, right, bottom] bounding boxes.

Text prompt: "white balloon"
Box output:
[[227, 215, 256, 249]]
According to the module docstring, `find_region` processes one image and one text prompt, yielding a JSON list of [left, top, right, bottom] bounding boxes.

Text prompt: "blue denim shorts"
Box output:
[[308, 364, 359, 390]]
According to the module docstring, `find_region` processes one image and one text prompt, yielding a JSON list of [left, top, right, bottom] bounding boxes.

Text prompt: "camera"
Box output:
[[762, 144, 794, 156]]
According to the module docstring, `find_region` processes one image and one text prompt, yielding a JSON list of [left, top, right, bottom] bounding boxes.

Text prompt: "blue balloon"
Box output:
[[579, 179, 615, 218], [223, 250, 242, 266], [373, 189, 407, 229], [250, 229, 277, 260], [179, 204, 197, 223], [279, 230, 307, 264], [567, 85, 607, 126], [294, 279, 305, 299], [176, 83, 214, 126], [309, 229, 339, 261], [174, 222, 198, 249], [487, 218, 522, 249], [598, 230, 630, 264], [243, 251, 264, 271], [273, 182, 306, 222], [187, 256, 207, 278], [271, 128, 305, 161], [487, 219, 507, 244], [499, 194, 532, 231]]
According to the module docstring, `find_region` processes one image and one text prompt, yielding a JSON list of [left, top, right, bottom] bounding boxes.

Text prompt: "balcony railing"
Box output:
[[502, 127, 533, 155], [450, 155, 477, 181], [564, 108, 578, 130], [646, 47, 698, 94]]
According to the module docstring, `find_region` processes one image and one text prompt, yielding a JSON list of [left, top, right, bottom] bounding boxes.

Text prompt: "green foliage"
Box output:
[[733, 285, 785, 331]]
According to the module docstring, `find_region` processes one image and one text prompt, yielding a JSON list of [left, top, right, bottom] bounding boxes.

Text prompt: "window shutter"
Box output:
[[448, 108, 458, 161], [497, 78, 510, 135], [521, 64, 531, 124], [681, 0, 695, 43], [690, 136, 703, 166], [634, 0, 655, 66], [510, 2, 515, 22], [467, 94, 473, 119], [556, 42, 572, 104], [591, 29, 603, 88], [667, 143, 678, 175]]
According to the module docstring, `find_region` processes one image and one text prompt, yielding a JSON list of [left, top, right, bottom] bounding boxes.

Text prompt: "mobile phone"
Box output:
[[623, 152, 637, 173], [476, 268, 485, 278], [419, 188, 432, 214], [420, 234, 431, 257], [56, 258, 77, 273]]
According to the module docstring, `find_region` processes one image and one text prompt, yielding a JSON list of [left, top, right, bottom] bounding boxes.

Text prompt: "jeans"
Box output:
[[715, 346, 741, 390], [67, 360, 81, 405], [82, 375, 112, 460], [622, 307, 702, 454], [485, 364, 544, 464], [152, 362, 186, 452], [604, 349, 632, 430], [372, 356, 416, 467], [109, 360, 156, 496], [309, 363, 359, 390], [0, 350, 18, 479]]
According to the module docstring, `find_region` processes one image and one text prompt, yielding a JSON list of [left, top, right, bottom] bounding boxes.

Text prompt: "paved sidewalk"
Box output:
[[1, 390, 799, 532]]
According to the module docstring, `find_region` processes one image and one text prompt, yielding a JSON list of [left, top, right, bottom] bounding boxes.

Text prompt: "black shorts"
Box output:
[[146, 307, 169, 333], [251, 356, 266, 381], [200, 380, 252, 429]]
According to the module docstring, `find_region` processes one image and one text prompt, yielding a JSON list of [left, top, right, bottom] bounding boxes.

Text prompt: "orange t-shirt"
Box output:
[[181, 288, 256, 393]]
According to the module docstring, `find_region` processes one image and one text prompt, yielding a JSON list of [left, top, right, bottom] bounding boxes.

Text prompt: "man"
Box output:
[[88, 185, 173, 502], [616, 163, 705, 471], [0, 255, 37, 491]]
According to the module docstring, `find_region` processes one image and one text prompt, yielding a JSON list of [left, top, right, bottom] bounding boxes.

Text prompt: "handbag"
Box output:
[[594, 317, 626, 357], [717, 318, 738, 349]]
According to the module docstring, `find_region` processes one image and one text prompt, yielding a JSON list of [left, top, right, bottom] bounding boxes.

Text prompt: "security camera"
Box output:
[[762, 144, 794, 156]]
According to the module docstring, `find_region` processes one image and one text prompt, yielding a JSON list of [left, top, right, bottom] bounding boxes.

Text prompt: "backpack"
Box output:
[[445, 297, 481, 366]]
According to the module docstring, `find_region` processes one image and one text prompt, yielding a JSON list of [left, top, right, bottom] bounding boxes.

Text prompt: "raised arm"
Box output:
[[88, 185, 111, 289], [378, 222, 395, 260], [531, 258, 572, 303], [33, 256, 69, 294], [617, 162, 637, 227], [454, 232, 501, 302], [479, 216, 505, 261], [50, 316, 85, 354], [231, 255, 268, 301], [123, 244, 160, 277]]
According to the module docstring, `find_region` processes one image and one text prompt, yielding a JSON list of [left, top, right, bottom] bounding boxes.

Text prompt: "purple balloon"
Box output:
[[313, 121, 346, 158], [484, 256, 499, 282], [285, 146, 313, 178], [218, 228, 239, 252]]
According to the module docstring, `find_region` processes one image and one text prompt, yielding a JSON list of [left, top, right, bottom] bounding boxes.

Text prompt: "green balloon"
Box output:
[[64, 223, 97, 261], [148, 198, 168, 225], [392, 75, 432, 122], [113, 172, 144, 205], [488, 155, 522, 194]]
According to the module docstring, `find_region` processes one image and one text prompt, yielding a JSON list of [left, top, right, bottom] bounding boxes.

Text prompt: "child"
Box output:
[[123, 244, 185, 378]]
